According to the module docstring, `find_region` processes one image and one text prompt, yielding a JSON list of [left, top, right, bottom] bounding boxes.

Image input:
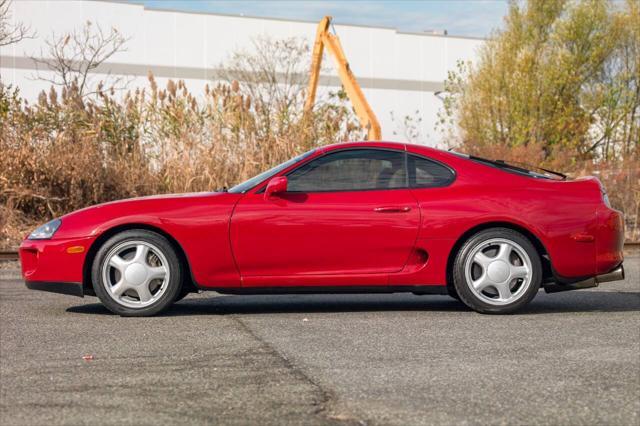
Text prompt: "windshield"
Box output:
[[228, 149, 317, 193]]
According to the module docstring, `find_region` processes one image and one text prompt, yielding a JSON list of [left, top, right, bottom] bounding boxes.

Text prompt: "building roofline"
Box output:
[[93, 0, 486, 41]]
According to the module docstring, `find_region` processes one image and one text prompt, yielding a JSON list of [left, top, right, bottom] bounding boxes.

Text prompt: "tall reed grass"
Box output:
[[0, 70, 363, 247]]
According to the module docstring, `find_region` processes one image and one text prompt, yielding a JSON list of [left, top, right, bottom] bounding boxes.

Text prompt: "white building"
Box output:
[[0, 0, 484, 145]]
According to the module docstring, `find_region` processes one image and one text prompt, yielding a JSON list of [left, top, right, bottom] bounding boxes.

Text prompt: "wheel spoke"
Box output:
[[132, 244, 150, 264], [110, 280, 128, 297], [147, 266, 166, 281], [473, 252, 492, 268], [472, 274, 492, 291], [108, 255, 127, 272], [495, 282, 512, 300], [496, 243, 511, 262], [137, 284, 153, 303], [511, 265, 529, 279]]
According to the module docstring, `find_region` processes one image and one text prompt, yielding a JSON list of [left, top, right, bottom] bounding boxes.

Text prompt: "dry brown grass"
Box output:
[[1, 63, 638, 247], [1, 34, 366, 249], [0, 68, 363, 248], [1, 76, 638, 247]]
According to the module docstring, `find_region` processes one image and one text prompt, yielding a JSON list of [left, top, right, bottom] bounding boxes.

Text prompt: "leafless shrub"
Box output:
[[31, 21, 129, 97], [391, 110, 423, 144], [0, 0, 34, 47], [215, 35, 354, 141], [217, 36, 309, 113]]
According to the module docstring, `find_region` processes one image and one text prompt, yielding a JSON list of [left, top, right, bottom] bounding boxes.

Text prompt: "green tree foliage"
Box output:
[[439, 0, 639, 240], [440, 0, 638, 163]]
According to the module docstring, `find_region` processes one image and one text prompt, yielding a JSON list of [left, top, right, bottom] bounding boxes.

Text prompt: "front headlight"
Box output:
[[603, 192, 611, 208], [28, 219, 62, 240]]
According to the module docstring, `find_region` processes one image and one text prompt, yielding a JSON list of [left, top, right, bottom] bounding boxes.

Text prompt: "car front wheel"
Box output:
[[452, 228, 542, 314], [91, 230, 183, 317]]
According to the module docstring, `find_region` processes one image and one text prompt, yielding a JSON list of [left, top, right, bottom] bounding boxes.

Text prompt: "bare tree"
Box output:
[[31, 21, 129, 97], [0, 0, 34, 47], [215, 35, 355, 140], [391, 110, 424, 144], [216, 36, 311, 135]]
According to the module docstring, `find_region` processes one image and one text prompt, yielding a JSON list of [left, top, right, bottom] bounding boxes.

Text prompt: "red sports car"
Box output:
[[20, 142, 625, 316]]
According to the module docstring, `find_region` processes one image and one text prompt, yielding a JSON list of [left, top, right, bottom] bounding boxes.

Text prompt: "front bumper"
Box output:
[[544, 263, 625, 293], [20, 236, 95, 294], [25, 280, 84, 297]]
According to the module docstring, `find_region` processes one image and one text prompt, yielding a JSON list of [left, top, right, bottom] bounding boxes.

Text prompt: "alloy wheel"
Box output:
[[464, 238, 533, 306], [101, 240, 170, 309]]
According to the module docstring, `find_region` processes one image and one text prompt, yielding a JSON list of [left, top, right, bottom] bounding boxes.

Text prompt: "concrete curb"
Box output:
[[0, 269, 21, 279]]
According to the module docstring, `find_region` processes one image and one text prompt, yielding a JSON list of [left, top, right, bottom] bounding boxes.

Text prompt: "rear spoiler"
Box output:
[[492, 159, 567, 180], [449, 150, 567, 180]]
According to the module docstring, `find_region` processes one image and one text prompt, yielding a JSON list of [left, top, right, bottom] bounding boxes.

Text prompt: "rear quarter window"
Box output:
[[408, 155, 455, 188]]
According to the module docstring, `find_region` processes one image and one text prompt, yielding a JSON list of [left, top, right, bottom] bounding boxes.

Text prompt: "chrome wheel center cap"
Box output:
[[487, 260, 510, 282], [124, 263, 147, 286]]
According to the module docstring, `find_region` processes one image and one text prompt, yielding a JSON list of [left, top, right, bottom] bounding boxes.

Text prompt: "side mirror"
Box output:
[[264, 176, 288, 199]]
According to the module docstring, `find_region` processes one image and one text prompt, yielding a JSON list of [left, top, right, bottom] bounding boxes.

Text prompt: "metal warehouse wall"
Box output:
[[0, 0, 484, 145]]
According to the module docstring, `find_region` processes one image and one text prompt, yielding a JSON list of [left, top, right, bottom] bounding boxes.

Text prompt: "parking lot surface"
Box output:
[[1, 250, 638, 425]]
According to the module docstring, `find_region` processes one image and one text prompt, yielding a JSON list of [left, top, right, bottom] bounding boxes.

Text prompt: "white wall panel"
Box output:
[[1, 0, 485, 145]]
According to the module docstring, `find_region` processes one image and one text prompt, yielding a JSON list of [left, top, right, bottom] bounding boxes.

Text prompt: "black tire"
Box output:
[[174, 286, 191, 302], [452, 228, 542, 314], [91, 229, 183, 317]]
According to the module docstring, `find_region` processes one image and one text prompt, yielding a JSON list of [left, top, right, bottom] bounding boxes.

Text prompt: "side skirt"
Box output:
[[210, 285, 449, 296]]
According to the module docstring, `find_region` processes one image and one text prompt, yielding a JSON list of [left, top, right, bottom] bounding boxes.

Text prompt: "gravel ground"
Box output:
[[1, 250, 638, 425]]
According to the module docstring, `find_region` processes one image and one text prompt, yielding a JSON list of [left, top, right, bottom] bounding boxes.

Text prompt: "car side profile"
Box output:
[[20, 142, 625, 316]]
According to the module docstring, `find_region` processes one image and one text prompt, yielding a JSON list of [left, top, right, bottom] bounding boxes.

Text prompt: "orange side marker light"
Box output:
[[66, 246, 85, 254]]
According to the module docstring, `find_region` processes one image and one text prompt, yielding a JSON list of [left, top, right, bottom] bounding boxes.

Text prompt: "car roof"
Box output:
[[321, 141, 444, 154], [320, 141, 454, 160]]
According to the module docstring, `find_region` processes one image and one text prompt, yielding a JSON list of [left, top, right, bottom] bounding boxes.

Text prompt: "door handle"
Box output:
[[373, 206, 412, 213]]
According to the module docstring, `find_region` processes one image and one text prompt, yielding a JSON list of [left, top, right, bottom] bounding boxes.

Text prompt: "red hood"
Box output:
[[63, 192, 223, 216], [54, 191, 240, 239]]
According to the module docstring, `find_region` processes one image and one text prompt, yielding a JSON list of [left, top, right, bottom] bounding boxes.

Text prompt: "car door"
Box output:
[[229, 148, 421, 286]]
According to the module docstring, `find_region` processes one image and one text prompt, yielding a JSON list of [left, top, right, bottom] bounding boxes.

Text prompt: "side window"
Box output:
[[408, 154, 454, 188], [287, 149, 407, 192]]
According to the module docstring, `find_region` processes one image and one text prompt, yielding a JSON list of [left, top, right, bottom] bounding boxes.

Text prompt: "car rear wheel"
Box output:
[[453, 228, 541, 314], [91, 230, 182, 316]]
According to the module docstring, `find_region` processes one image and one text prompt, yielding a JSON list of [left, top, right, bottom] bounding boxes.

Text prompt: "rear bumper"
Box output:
[[596, 207, 624, 274], [25, 280, 84, 297], [544, 263, 625, 293]]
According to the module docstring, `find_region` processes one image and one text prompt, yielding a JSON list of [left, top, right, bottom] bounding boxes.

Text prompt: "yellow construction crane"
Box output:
[[304, 16, 382, 141]]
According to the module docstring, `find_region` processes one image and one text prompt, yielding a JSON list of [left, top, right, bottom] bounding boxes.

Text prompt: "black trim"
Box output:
[[543, 279, 598, 293], [544, 262, 624, 293], [25, 280, 84, 297], [208, 285, 449, 295]]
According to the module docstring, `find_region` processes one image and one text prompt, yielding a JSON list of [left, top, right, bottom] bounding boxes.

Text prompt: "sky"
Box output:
[[126, 1, 510, 38]]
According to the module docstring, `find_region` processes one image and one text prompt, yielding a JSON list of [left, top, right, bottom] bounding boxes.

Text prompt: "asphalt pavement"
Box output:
[[1, 250, 638, 425]]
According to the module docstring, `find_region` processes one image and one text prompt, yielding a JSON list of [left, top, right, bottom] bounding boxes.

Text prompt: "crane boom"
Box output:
[[304, 16, 382, 141]]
